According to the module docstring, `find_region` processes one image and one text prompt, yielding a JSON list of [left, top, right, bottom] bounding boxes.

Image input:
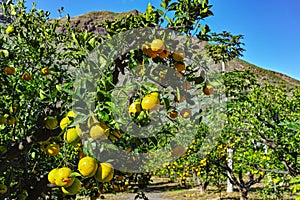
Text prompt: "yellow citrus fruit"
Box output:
[[141, 42, 150, 54], [94, 162, 114, 182], [78, 156, 98, 177], [151, 39, 164, 53], [142, 42, 158, 58], [180, 108, 192, 118], [128, 101, 142, 116], [22, 72, 32, 81], [45, 143, 60, 156], [4, 66, 15, 75], [158, 49, 170, 59], [89, 122, 109, 141], [172, 50, 185, 61], [0, 184, 8, 194], [62, 178, 81, 195], [169, 111, 178, 119], [60, 117, 71, 130], [44, 116, 58, 130], [64, 127, 80, 145], [66, 110, 77, 118], [203, 85, 214, 95], [75, 125, 83, 136], [5, 25, 14, 34], [0, 115, 7, 124], [174, 62, 186, 72], [41, 67, 50, 75], [141, 92, 160, 110], [55, 167, 75, 187], [148, 50, 158, 58], [48, 168, 59, 184]]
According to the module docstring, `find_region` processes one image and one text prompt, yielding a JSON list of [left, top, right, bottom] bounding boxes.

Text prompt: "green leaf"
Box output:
[[72, 31, 79, 46], [146, 2, 153, 21], [279, 121, 300, 131], [0, 49, 9, 57], [39, 89, 47, 100], [69, 172, 82, 178]]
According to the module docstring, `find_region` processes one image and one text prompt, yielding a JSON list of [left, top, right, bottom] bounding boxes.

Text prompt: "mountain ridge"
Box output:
[[52, 10, 300, 86]]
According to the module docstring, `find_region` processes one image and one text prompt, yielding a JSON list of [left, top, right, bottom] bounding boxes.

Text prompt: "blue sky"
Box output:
[[24, 0, 300, 81]]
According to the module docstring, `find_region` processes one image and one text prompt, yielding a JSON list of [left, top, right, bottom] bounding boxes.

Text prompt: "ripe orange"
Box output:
[[203, 85, 214, 95], [41, 67, 51, 75], [158, 49, 170, 59], [172, 50, 185, 61], [150, 39, 164, 54], [55, 167, 75, 187], [174, 62, 186, 72], [89, 122, 109, 141], [180, 108, 192, 118], [45, 143, 60, 156], [22, 73, 32, 81], [128, 101, 142, 116], [142, 42, 158, 58], [78, 156, 98, 177], [94, 162, 114, 182], [4, 66, 15, 75], [169, 111, 178, 119], [141, 92, 160, 110]]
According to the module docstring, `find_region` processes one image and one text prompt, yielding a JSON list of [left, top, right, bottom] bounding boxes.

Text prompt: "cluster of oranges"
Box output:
[[141, 39, 186, 72], [3, 65, 51, 81], [47, 156, 114, 196], [128, 91, 160, 117]]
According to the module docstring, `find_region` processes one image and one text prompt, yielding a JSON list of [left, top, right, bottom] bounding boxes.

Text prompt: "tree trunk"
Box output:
[[199, 181, 209, 194], [238, 188, 248, 200]]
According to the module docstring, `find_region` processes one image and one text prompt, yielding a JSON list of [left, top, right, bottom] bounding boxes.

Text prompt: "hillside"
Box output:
[[53, 10, 300, 86]]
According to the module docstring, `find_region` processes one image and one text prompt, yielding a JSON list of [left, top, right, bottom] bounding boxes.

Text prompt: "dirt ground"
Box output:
[[76, 177, 296, 200]]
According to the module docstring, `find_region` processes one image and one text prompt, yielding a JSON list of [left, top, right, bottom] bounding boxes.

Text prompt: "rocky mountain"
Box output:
[[54, 10, 299, 86]]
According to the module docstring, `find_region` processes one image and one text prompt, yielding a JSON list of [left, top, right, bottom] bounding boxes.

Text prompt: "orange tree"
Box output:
[[0, 0, 245, 199], [206, 70, 300, 200]]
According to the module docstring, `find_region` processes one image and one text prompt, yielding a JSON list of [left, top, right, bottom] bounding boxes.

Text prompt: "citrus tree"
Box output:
[[0, 0, 246, 199], [208, 70, 300, 200]]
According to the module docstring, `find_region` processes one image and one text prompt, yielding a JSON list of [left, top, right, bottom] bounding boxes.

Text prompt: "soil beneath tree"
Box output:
[[76, 177, 295, 200]]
